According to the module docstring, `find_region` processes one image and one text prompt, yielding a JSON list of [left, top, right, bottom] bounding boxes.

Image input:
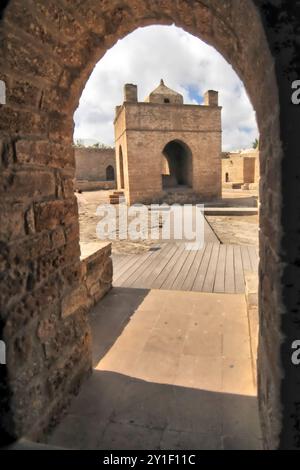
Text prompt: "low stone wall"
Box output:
[[75, 147, 116, 181], [80, 242, 113, 309]]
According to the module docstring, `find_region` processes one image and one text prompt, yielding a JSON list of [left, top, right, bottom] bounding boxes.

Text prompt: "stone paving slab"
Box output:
[[47, 288, 262, 450]]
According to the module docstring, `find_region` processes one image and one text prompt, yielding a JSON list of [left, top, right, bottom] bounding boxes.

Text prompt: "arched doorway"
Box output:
[[106, 165, 115, 181], [162, 140, 192, 189], [1, 0, 296, 449], [119, 146, 125, 189]]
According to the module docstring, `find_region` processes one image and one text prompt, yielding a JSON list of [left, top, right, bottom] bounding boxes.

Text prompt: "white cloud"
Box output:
[[74, 25, 258, 151]]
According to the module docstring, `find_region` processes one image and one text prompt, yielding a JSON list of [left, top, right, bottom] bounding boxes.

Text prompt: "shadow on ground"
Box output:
[[46, 287, 261, 450], [47, 370, 261, 450], [90, 287, 149, 366]]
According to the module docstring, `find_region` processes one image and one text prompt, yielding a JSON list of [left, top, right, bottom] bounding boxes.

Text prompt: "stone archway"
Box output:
[[1, 0, 299, 449], [162, 140, 192, 189]]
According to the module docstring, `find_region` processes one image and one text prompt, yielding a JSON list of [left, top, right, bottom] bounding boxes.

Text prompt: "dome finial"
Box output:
[[160, 78, 164, 86]]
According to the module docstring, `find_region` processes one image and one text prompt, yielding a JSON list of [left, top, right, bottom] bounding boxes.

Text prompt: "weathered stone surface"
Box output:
[[34, 198, 78, 232], [0, 106, 47, 137], [16, 140, 75, 169], [0, 169, 56, 201], [80, 242, 112, 308], [61, 284, 88, 318], [0, 138, 15, 168]]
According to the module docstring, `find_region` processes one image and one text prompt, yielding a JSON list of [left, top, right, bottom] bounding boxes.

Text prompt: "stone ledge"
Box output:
[[204, 207, 258, 216], [80, 242, 112, 309]]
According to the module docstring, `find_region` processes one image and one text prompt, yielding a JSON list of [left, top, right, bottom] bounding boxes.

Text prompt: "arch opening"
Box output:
[[106, 164, 115, 181], [162, 140, 192, 189], [0, 0, 286, 450]]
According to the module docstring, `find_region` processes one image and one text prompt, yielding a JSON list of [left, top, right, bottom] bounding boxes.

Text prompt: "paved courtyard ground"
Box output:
[[76, 188, 259, 253], [48, 288, 262, 450]]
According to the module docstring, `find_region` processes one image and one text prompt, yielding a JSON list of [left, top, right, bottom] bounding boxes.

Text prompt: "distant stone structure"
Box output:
[[75, 147, 116, 191], [222, 149, 259, 189], [114, 80, 222, 204]]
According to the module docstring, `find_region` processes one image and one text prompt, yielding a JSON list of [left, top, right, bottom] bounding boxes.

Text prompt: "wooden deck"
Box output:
[[113, 243, 258, 294]]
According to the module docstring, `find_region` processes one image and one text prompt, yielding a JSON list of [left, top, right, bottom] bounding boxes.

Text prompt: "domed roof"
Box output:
[[144, 79, 184, 105]]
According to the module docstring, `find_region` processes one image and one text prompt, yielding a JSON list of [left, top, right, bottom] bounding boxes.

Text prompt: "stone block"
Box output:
[[34, 198, 78, 232], [1, 170, 56, 201], [61, 284, 88, 318]]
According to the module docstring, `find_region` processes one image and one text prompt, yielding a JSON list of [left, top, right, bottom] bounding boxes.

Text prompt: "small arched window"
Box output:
[[106, 165, 115, 181]]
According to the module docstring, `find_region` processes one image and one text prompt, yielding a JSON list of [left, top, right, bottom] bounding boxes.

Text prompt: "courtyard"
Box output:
[[44, 185, 260, 449]]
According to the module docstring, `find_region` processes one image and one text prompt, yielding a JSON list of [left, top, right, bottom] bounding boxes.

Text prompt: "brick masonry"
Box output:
[[114, 83, 222, 204]]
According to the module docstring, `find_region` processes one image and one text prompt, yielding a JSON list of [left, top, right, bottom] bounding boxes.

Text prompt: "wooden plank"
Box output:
[[192, 243, 213, 292], [171, 248, 198, 291], [233, 245, 245, 293], [162, 245, 191, 290], [113, 254, 143, 284], [142, 243, 179, 289], [213, 244, 226, 293], [130, 244, 172, 288], [118, 250, 153, 286], [182, 246, 206, 291], [240, 245, 252, 272], [225, 245, 235, 293], [202, 243, 220, 292], [157, 244, 188, 289], [124, 248, 162, 287], [248, 245, 259, 272], [112, 254, 129, 270]]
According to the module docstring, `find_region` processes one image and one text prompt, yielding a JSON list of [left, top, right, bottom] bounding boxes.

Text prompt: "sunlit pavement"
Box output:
[[48, 288, 262, 450]]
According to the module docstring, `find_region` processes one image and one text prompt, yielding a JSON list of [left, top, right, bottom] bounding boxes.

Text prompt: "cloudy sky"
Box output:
[[74, 25, 258, 151]]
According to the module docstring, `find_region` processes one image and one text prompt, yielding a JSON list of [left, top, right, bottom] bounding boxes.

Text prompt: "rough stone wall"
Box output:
[[80, 242, 112, 310], [74, 147, 116, 182], [0, 0, 299, 450], [115, 101, 222, 204]]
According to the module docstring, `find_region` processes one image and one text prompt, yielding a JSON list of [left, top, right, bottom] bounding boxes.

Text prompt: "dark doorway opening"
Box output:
[[106, 165, 115, 181], [162, 140, 192, 189], [119, 146, 125, 189]]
